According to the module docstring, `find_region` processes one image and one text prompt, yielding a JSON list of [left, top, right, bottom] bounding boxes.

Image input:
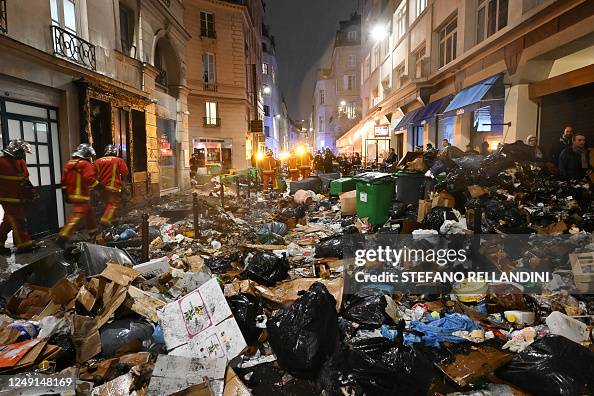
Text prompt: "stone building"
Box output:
[[338, 0, 594, 163], [312, 12, 361, 153], [0, 0, 189, 237], [185, 0, 264, 172]]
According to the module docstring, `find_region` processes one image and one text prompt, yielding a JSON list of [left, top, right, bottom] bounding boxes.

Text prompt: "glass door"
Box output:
[[1, 100, 63, 238]]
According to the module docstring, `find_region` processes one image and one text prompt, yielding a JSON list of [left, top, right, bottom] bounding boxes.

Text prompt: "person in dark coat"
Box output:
[[551, 125, 573, 166], [323, 148, 335, 173], [558, 133, 591, 180]]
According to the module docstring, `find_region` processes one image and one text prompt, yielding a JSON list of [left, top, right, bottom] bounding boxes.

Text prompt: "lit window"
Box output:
[[346, 102, 357, 119], [264, 105, 270, 117], [262, 63, 269, 75], [319, 90, 325, 105], [347, 30, 357, 41], [205, 101, 218, 125], [438, 18, 457, 68]]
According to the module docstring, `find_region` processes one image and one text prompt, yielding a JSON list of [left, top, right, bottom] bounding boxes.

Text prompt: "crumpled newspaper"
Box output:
[[502, 327, 536, 353]]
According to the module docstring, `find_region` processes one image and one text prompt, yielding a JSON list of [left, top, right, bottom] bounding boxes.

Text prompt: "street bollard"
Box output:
[[220, 181, 225, 209], [193, 192, 200, 239], [236, 177, 240, 200], [141, 213, 149, 263]]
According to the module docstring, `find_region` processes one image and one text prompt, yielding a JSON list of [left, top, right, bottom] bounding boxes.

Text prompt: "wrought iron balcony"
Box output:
[[203, 82, 217, 92], [203, 117, 221, 127], [161, 0, 171, 6], [51, 25, 96, 70], [0, 0, 7, 34], [156, 69, 168, 88]]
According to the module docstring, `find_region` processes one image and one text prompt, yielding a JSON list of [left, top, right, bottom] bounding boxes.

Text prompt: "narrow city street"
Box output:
[[1, 0, 594, 395]]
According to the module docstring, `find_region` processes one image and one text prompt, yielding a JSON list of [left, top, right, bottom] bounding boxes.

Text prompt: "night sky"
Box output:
[[265, 0, 360, 120]]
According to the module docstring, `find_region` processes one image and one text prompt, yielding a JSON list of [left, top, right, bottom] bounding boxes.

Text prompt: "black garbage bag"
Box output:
[[315, 235, 343, 259], [245, 251, 289, 286], [267, 282, 338, 372], [257, 222, 288, 237], [320, 338, 434, 396], [497, 335, 594, 396], [342, 288, 393, 328], [48, 333, 76, 371], [421, 207, 457, 231], [205, 256, 233, 274], [430, 158, 456, 176], [99, 318, 153, 358], [500, 141, 536, 161], [227, 293, 264, 344]]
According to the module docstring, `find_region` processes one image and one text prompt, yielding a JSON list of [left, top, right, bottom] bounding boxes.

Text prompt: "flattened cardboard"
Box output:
[[125, 286, 166, 323], [146, 354, 225, 396], [100, 263, 141, 286], [223, 368, 250, 396], [6, 284, 51, 320], [134, 257, 170, 278], [71, 315, 101, 363], [50, 278, 79, 305], [95, 284, 128, 329], [254, 277, 344, 311], [436, 345, 512, 387], [0, 338, 44, 369], [158, 278, 246, 361], [0, 326, 21, 345]]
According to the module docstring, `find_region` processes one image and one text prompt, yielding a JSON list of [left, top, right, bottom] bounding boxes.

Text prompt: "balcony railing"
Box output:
[[203, 117, 221, 127], [161, 0, 171, 6], [156, 69, 168, 88], [51, 25, 96, 70], [200, 29, 216, 39], [0, 0, 7, 34], [203, 82, 217, 92]]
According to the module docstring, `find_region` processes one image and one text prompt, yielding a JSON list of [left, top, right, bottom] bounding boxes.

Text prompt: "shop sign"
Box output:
[[374, 125, 390, 137]]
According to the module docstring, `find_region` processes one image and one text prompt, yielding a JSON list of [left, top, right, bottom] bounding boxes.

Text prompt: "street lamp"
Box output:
[[371, 24, 388, 41], [263, 86, 271, 94], [309, 128, 314, 132], [275, 114, 281, 119], [340, 100, 347, 107]]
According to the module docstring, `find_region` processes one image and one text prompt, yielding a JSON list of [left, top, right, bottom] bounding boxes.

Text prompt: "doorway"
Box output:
[[0, 100, 63, 238]]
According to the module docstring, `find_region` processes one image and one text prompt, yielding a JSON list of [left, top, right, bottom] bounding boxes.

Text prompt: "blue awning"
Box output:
[[393, 108, 421, 132], [411, 95, 453, 126], [442, 75, 502, 117]]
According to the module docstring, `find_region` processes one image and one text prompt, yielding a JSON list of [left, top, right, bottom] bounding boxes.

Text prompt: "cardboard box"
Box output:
[[417, 199, 432, 222], [340, 190, 357, 215], [468, 185, 489, 198], [431, 191, 455, 209], [158, 278, 247, 361]]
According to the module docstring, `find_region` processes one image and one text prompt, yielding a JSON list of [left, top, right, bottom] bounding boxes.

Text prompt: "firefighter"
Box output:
[[95, 144, 129, 227], [260, 149, 277, 192], [57, 144, 99, 247], [299, 149, 313, 179], [0, 140, 35, 255], [287, 150, 300, 181]]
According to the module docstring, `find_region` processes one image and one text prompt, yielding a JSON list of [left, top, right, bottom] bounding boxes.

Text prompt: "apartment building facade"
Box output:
[[338, 0, 594, 163], [185, 0, 264, 172], [0, 0, 189, 238], [312, 12, 362, 152], [262, 25, 289, 153]]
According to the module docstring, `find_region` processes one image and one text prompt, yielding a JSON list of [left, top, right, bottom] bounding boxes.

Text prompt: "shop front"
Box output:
[[192, 137, 233, 175], [158, 118, 178, 192]]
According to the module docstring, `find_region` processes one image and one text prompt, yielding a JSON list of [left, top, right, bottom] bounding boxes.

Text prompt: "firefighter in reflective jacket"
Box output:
[[260, 150, 277, 192], [95, 145, 129, 226], [299, 149, 313, 179], [57, 144, 99, 246], [0, 140, 34, 255], [287, 150, 300, 181]]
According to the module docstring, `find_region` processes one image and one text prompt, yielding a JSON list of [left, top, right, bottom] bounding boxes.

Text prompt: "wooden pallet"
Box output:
[[569, 252, 594, 284]]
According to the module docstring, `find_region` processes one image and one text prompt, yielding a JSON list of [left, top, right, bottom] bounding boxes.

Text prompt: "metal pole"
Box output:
[[236, 176, 240, 200], [220, 180, 225, 209], [193, 192, 200, 239], [141, 213, 149, 263]]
